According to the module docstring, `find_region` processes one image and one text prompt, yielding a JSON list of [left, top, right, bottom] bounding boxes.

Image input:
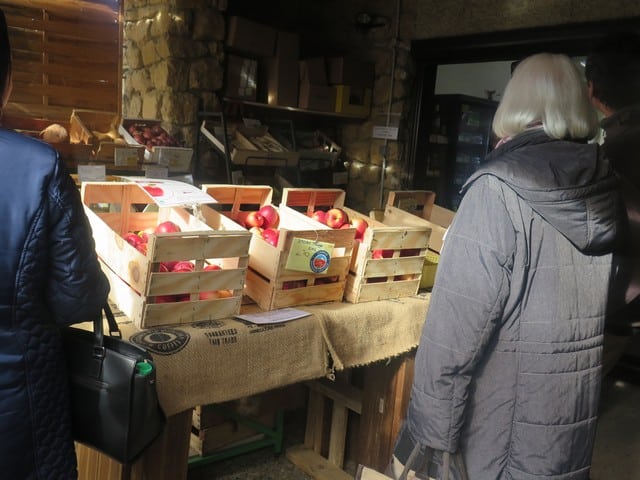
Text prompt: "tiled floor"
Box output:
[[187, 367, 640, 480]]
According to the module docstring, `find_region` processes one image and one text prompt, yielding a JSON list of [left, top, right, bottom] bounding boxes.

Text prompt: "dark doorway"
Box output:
[[407, 17, 640, 203]]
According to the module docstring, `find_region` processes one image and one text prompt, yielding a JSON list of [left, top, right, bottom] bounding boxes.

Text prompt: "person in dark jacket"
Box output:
[[0, 8, 110, 479], [387, 53, 620, 479], [585, 32, 640, 376]]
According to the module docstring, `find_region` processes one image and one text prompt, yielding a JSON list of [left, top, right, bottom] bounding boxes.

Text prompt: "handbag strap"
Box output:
[[399, 444, 468, 480], [90, 305, 122, 361]]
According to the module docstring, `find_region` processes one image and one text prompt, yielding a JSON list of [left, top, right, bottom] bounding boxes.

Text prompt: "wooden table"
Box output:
[[76, 295, 430, 480]]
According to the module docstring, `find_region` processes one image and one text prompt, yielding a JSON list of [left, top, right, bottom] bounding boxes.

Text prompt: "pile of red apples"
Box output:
[[234, 204, 281, 247], [121, 220, 232, 302], [308, 207, 368, 242]]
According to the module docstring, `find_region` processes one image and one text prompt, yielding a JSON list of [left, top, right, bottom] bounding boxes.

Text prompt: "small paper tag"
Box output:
[[77, 165, 106, 182], [286, 237, 334, 273]]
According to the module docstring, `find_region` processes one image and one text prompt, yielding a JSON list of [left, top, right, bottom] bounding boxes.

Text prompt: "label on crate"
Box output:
[[285, 237, 334, 273], [78, 164, 106, 182]]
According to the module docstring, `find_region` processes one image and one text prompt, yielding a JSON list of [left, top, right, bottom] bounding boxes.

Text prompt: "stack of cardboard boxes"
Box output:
[[224, 16, 374, 116]]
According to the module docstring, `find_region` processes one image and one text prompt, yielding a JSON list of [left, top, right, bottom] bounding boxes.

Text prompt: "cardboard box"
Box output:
[[200, 185, 355, 311], [265, 31, 299, 107], [334, 85, 372, 117], [299, 57, 327, 85], [298, 83, 336, 112], [226, 16, 276, 58], [327, 56, 375, 88], [225, 54, 258, 101], [81, 181, 251, 328], [280, 188, 432, 303]]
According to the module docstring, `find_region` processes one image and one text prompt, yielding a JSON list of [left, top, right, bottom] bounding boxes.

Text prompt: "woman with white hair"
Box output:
[[387, 53, 621, 479]]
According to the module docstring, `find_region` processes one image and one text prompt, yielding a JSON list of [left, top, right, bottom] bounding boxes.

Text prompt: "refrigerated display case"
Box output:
[[420, 94, 498, 210]]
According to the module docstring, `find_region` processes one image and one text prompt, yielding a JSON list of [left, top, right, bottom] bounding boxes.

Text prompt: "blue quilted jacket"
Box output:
[[0, 129, 109, 479], [401, 129, 621, 479]]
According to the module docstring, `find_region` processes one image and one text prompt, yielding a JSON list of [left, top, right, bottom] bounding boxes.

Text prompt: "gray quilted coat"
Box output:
[[402, 129, 620, 479], [0, 129, 109, 479]]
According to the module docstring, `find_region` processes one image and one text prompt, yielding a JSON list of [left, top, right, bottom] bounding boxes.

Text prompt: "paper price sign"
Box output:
[[285, 237, 334, 273]]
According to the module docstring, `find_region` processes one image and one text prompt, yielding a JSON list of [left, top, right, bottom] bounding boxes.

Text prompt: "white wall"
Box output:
[[434, 61, 513, 101]]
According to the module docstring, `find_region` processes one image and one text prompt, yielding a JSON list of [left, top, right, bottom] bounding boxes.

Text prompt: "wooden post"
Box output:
[[357, 353, 415, 472]]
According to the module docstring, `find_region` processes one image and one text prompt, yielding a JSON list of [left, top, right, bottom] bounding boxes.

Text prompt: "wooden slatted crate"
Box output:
[[281, 188, 432, 303], [200, 185, 356, 311], [386, 190, 455, 289], [81, 181, 251, 328]]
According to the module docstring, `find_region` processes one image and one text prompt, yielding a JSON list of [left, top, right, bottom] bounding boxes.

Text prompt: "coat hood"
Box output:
[[462, 129, 620, 254]]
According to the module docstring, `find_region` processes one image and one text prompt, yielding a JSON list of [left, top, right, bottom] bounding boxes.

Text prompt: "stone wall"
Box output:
[[122, 0, 226, 176]]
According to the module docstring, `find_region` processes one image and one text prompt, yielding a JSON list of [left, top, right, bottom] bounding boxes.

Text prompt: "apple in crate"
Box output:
[[123, 232, 144, 248], [311, 210, 326, 225], [245, 211, 265, 228], [155, 220, 181, 234], [372, 249, 393, 259], [350, 218, 368, 241], [258, 205, 280, 229], [325, 208, 349, 229], [262, 228, 280, 247], [171, 260, 194, 272]]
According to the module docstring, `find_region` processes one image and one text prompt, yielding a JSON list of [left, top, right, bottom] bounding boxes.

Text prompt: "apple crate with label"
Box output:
[[119, 118, 193, 173], [200, 185, 356, 311], [81, 181, 251, 328], [69, 109, 145, 168], [386, 190, 455, 289], [281, 188, 432, 303]]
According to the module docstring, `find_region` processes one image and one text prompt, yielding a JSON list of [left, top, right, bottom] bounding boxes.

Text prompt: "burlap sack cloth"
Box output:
[[114, 310, 328, 417], [304, 294, 430, 371]]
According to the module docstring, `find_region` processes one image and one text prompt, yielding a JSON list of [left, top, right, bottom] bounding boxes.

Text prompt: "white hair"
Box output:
[[493, 53, 599, 141]]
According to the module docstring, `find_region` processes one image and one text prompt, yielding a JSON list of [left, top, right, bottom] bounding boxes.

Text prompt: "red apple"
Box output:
[[325, 208, 349, 229], [399, 248, 421, 257], [135, 243, 147, 255], [372, 249, 394, 259], [199, 289, 233, 300], [171, 260, 194, 272], [351, 218, 369, 240], [258, 205, 280, 229], [235, 211, 250, 227], [311, 210, 327, 224], [204, 263, 222, 271], [262, 228, 280, 247], [245, 211, 265, 228], [155, 294, 176, 303], [123, 232, 143, 248], [155, 220, 181, 234], [138, 227, 155, 243]]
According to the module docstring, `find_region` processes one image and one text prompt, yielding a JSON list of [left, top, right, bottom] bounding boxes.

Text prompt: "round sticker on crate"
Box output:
[[310, 250, 331, 273]]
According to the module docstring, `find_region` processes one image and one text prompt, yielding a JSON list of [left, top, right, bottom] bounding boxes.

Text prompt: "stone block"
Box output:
[[142, 90, 162, 119], [189, 59, 224, 91], [193, 8, 225, 41]]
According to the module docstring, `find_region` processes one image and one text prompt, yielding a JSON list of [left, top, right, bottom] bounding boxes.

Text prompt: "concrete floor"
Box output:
[[187, 370, 640, 480]]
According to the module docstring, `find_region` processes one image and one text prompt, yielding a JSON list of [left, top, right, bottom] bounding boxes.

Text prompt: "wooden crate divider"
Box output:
[[281, 188, 432, 303], [82, 181, 251, 328], [200, 185, 356, 311]]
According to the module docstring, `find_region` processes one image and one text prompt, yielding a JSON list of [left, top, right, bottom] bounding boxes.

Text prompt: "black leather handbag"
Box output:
[[60, 304, 165, 464]]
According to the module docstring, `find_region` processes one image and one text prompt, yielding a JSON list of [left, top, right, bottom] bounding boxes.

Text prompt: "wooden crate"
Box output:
[[81, 181, 251, 328], [386, 191, 455, 290], [70, 109, 145, 166], [281, 188, 432, 303], [2, 114, 94, 168], [200, 185, 355, 311]]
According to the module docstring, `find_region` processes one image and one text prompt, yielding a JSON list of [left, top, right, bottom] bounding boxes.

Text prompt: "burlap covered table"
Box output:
[[78, 294, 431, 480]]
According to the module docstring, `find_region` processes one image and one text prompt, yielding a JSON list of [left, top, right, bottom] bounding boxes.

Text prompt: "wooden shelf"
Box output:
[[223, 98, 368, 121]]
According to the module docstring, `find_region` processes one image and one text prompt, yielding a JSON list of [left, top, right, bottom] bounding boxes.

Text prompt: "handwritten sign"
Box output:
[[285, 237, 334, 273]]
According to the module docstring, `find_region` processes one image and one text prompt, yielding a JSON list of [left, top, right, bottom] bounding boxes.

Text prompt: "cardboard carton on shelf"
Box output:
[[226, 16, 277, 58], [200, 184, 356, 311], [281, 188, 432, 303], [81, 180, 251, 328], [327, 56, 375, 88]]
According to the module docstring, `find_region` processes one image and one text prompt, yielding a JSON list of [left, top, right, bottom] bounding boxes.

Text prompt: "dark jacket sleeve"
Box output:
[[406, 176, 516, 452], [45, 158, 109, 325]]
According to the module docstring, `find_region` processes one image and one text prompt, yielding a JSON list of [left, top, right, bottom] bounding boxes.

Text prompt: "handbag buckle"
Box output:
[[92, 345, 106, 359]]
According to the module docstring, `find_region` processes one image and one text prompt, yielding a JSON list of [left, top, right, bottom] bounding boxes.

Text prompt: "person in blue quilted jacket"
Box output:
[[0, 8, 110, 479]]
